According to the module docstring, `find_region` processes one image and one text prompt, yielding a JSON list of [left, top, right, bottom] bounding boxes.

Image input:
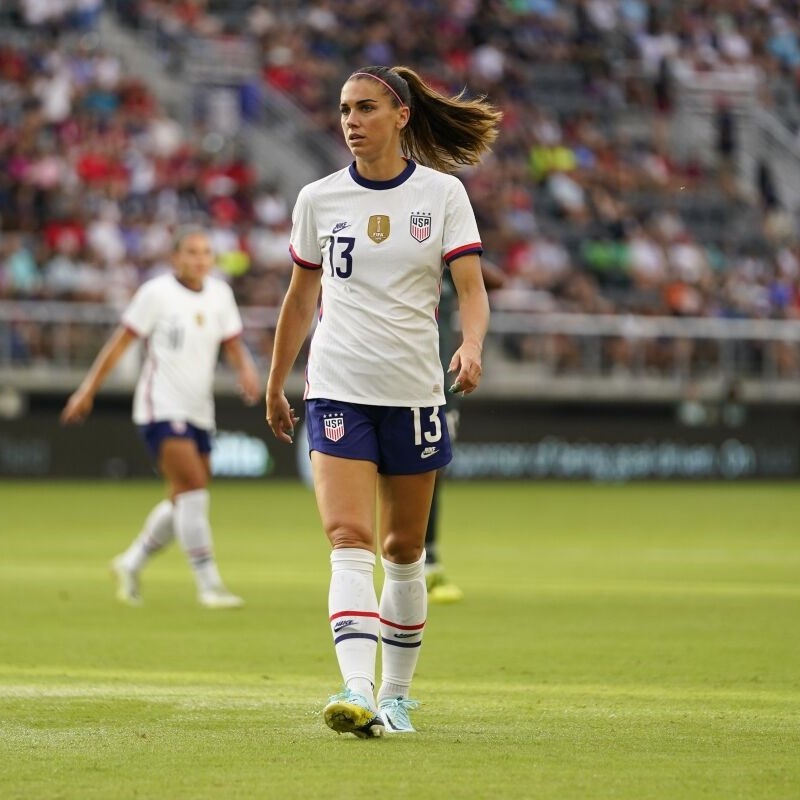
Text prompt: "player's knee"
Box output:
[[381, 533, 424, 563], [170, 475, 208, 498], [327, 523, 373, 550]]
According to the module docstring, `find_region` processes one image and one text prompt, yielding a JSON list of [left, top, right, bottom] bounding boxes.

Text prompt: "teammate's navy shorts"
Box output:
[[138, 420, 213, 459], [306, 398, 452, 475]]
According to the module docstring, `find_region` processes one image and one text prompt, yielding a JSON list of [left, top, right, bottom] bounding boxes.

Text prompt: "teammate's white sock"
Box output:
[[174, 489, 223, 593], [119, 499, 174, 572], [377, 552, 427, 704], [329, 547, 379, 707]]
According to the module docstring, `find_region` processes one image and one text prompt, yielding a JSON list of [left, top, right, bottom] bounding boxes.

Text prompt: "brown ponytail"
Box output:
[[348, 65, 503, 173]]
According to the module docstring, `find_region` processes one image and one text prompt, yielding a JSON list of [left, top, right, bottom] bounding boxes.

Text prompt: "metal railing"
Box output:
[[2, 300, 799, 402]]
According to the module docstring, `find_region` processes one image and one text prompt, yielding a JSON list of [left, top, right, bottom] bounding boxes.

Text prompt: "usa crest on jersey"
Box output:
[[410, 212, 431, 243], [323, 413, 345, 442]]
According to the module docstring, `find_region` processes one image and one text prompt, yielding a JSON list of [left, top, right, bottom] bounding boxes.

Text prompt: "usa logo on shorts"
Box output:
[[410, 213, 431, 243], [323, 413, 345, 442]]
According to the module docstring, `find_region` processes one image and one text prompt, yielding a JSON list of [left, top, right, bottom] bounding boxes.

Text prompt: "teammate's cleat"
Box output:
[[379, 697, 420, 734], [426, 567, 464, 604], [198, 587, 245, 609], [323, 689, 385, 738], [110, 556, 142, 607], [429, 580, 464, 603]]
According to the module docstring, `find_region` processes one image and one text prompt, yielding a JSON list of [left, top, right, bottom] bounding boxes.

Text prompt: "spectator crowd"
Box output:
[[2, 0, 800, 377]]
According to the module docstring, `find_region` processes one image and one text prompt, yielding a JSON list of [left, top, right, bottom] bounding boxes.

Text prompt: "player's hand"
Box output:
[[265, 390, 300, 444], [238, 366, 261, 406], [60, 390, 94, 425], [448, 342, 483, 396]]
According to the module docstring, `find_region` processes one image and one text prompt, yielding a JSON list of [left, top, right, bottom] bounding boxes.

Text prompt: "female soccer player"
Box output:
[[61, 226, 260, 609], [265, 65, 501, 736]]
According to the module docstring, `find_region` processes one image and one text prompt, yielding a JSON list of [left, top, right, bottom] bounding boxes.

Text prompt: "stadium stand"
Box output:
[[1, 1, 800, 400]]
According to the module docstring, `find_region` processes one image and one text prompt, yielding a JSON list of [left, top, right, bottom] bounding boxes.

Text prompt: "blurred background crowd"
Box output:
[[1, 0, 800, 383]]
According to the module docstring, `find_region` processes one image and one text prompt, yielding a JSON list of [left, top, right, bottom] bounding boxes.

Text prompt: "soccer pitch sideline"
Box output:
[[0, 479, 798, 800]]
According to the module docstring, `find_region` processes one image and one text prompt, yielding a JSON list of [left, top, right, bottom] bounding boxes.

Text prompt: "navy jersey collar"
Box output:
[[348, 159, 417, 189]]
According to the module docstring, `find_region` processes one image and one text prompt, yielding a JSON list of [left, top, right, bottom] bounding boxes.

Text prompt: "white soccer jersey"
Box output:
[[122, 273, 243, 430], [290, 160, 482, 407]]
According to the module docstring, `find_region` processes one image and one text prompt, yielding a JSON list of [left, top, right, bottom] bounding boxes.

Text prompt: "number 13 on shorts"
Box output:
[[412, 406, 442, 445]]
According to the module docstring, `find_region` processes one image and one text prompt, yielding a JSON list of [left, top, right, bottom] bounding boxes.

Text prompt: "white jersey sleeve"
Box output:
[[218, 282, 245, 341], [122, 279, 162, 337], [443, 178, 483, 264], [289, 187, 323, 269]]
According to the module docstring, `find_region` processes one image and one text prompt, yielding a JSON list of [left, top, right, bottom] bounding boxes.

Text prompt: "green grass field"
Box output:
[[1, 480, 798, 799]]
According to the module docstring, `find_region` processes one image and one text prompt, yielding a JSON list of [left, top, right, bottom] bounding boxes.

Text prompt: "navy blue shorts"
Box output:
[[137, 421, 213, 459], [306, 398, 452, 475]]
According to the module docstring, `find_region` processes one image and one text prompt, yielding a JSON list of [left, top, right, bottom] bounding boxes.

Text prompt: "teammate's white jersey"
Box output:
[[290, 160, 482, 407], [122, 273, 243, 430]]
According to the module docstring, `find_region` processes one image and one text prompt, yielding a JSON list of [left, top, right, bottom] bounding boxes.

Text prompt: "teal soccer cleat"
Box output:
[[379, 697, 420, 734], [323, 689, 385, 738]]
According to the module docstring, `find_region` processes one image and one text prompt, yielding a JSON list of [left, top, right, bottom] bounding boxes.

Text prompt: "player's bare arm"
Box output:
[[61, 326, 138, 425], [448, 254, 490, 395], [222, 336, 260, 406], [266, 265, 322, 442]]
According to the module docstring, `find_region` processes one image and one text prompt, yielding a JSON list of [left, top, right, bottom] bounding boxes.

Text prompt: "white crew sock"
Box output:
[[173, 489, 222, 593], [119, 499, 174, 572], [378, 551, 427, 704], [329, 548, 379, 707]]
